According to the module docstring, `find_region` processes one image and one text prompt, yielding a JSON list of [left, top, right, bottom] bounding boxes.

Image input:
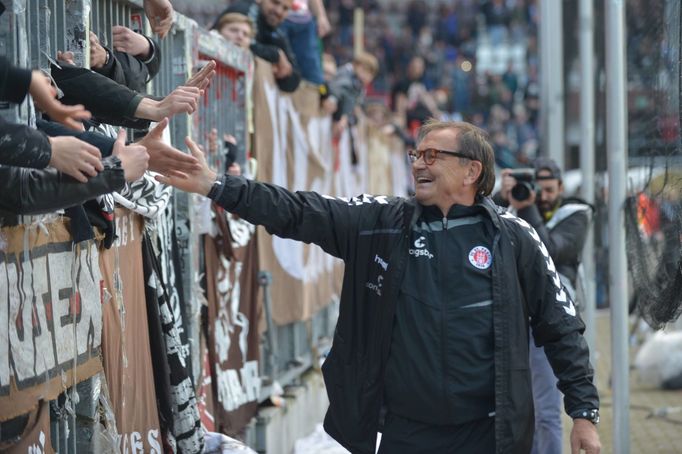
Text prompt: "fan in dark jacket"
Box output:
[[50, 52, 214, 130], [213, 0, 301, 93], [157, 121, 602, 454], [327, 52, 379, 137], [90, 27, 161, 93]]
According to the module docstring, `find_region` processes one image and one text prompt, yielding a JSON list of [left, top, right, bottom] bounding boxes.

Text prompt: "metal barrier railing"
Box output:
[[1, 2, 339, 450]]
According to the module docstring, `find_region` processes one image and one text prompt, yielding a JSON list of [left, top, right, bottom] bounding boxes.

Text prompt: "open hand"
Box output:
[[30, 70, 91, 130], [143, 0, 174, 38], [137, 118, 200, 175], [48, 136, 103, 183], [155, 136, 216, 196], [112, 25, 152, 58]]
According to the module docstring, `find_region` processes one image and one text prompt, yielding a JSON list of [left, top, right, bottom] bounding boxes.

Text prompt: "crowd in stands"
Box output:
[[182, 0, 542, 169], [321, 0, 542, 168]]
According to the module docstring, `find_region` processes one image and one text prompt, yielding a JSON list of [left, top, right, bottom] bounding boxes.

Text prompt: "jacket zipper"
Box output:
[[438, 217, 449, 420]]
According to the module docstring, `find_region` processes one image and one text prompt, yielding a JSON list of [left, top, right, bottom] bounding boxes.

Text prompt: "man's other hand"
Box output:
[[137, 118, 200, 175], [155, 136, 217, 196], [112, 129, 149, 182], [30, 70, 91, 131], [144, 0, 174, 38], [112, 26, 152, 58], [570, 419, 601, 454], [48, 136, 103, 183]]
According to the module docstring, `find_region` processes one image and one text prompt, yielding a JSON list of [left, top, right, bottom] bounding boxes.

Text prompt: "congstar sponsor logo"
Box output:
[[409, 236, 434, 259]]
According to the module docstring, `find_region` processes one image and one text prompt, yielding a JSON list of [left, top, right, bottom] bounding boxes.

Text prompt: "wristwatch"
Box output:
[[572, 409, 600, 425], [206, 176, 224, 200]]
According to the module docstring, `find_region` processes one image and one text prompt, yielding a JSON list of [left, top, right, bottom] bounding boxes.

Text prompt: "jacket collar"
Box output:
[[407, 196, 503, 230]]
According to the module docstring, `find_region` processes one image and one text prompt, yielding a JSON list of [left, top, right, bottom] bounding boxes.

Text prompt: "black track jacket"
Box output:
[[208, 175, 599, 454]]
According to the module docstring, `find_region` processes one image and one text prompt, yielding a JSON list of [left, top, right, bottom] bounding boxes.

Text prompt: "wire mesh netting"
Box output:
[[623, 0, 682, 329]]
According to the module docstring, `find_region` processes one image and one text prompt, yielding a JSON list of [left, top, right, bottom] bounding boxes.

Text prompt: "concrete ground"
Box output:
[[562, 310, 682, 454]]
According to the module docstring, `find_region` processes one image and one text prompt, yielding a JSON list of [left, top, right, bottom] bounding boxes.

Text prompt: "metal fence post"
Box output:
[[0, 0, 30, 124], [579, 0, 597, 370], [258, 271, 278, 380], [605, 0, 630, 452], [540, 0, 565, 165], [63, 0, 91, 68]]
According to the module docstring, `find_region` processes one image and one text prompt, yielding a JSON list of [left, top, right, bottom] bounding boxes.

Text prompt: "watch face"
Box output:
[[578, 409, 600, 424]]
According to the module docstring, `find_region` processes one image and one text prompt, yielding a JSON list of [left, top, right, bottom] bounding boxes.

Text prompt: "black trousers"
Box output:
[[378, 413, 496, 454]]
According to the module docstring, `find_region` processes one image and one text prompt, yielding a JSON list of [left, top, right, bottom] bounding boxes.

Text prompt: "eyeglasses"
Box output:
[[407, 148, 476, 166]]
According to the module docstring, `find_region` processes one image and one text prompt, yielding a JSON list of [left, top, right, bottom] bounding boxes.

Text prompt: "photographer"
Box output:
[[497, 157, 593, 454]]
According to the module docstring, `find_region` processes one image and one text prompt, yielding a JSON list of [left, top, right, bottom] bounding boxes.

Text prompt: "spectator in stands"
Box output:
[[214, 10, 254, 49], [213, 0, 301, 93], [327, 52, 379, 137], [335, 0, 355, 47], [391, 56, 441, 132], [449, 53, 474, 115], [157, 121, 601, 454], [281, 0, 331, 86], [482, 0, 511, 45], [496, 157, 594, 454], [208, 128, 242, 176], [405, 0, 428, 38]]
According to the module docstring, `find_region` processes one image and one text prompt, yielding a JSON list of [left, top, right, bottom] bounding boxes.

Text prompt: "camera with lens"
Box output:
[[509, 168, 537, 201]]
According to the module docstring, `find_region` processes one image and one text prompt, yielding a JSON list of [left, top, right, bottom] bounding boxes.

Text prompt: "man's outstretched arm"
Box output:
[[156, 136, 384, 260]]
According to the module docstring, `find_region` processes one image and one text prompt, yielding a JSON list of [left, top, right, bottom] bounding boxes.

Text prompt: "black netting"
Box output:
[[625, 0, 682, 329]]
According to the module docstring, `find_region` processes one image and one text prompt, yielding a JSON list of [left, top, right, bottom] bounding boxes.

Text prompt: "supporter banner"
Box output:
[[204, 208, 261, 435], [0, 220, 103, 421], [99, 209, 162, 453], [252, 59, 345, 325], [197, 337, 216, 432], [157, 205, 192, 363], [4, 400, 53, 453]]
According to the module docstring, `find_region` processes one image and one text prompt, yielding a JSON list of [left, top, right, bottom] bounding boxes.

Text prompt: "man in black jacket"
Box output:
[[158, 122, 600, 454], [498, 157, 593, 454], [214, 0, 301, 93], [90, 27, 162, 93]]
